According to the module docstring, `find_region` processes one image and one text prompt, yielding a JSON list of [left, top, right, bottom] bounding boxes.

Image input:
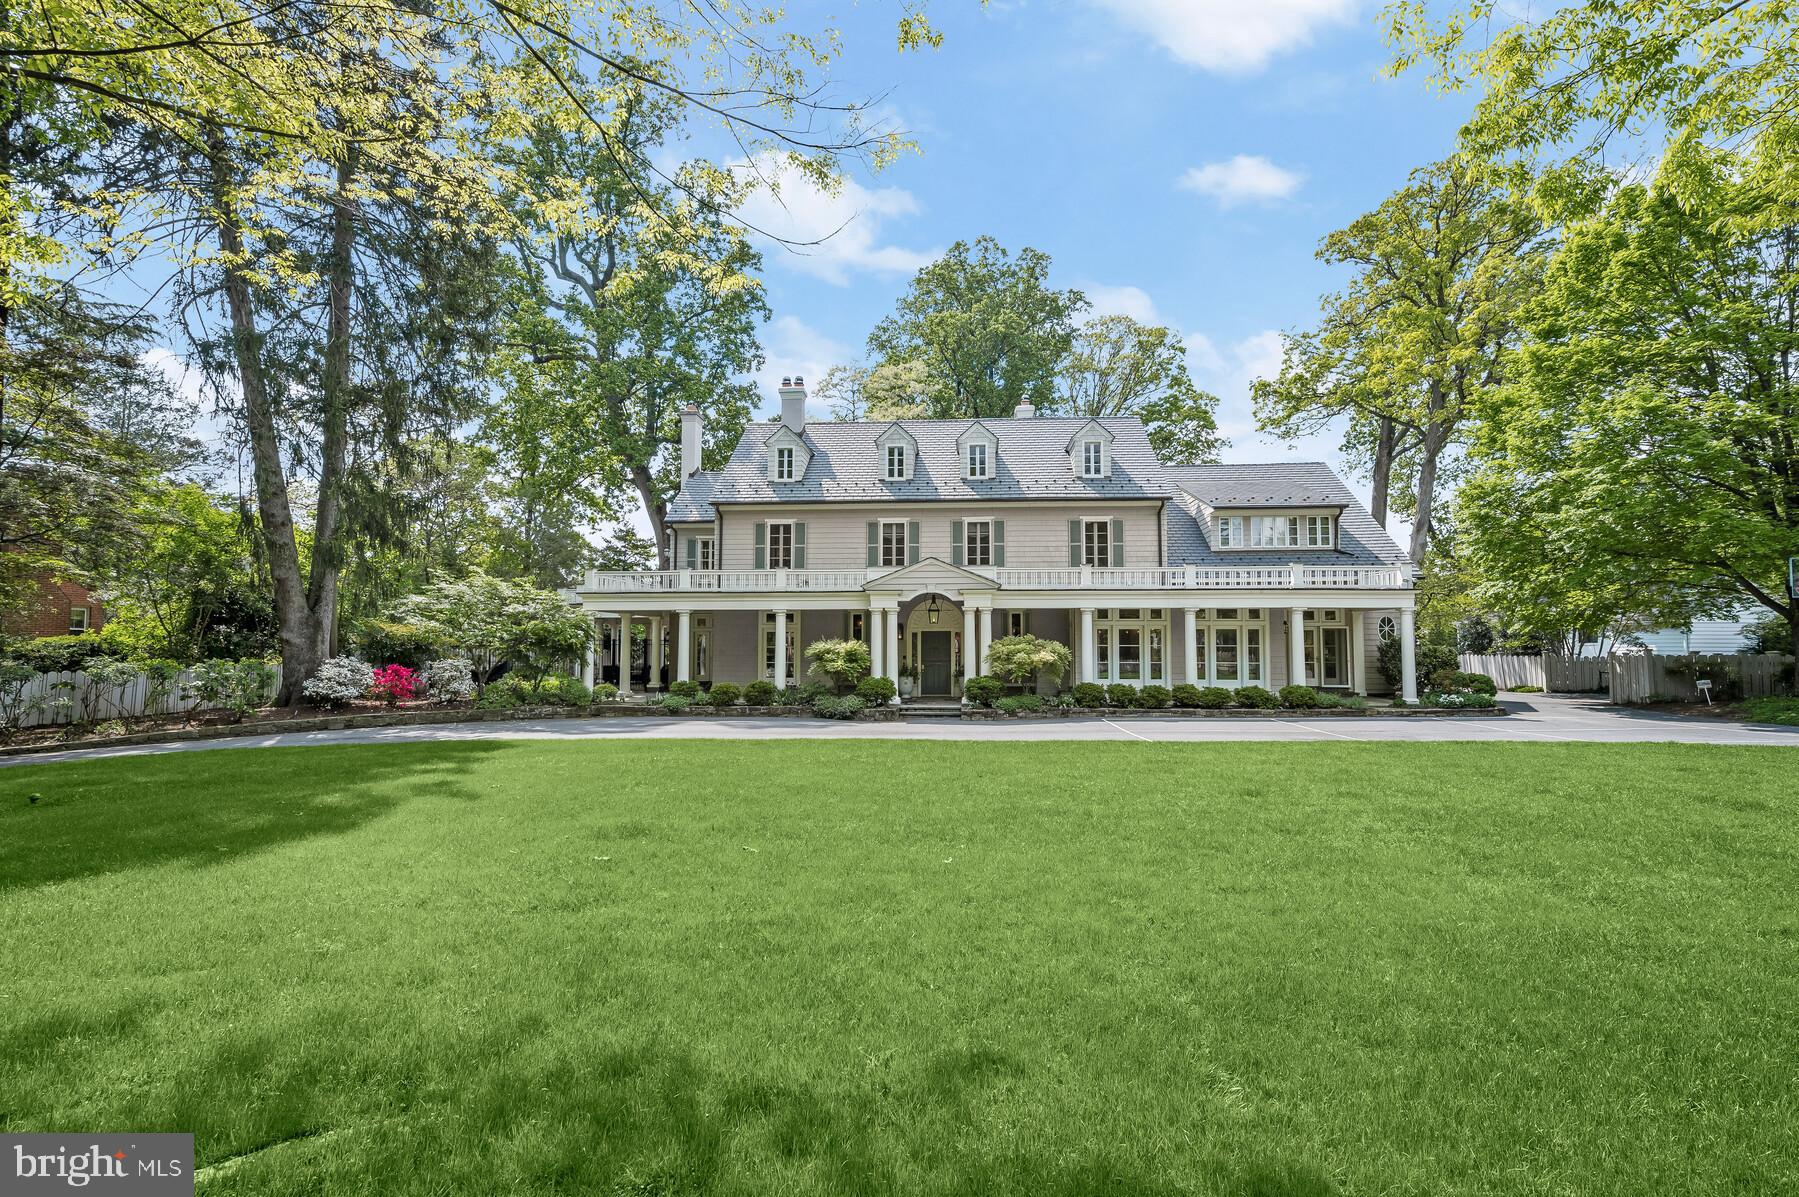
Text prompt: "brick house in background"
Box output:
[[1, 568, 107, 638]]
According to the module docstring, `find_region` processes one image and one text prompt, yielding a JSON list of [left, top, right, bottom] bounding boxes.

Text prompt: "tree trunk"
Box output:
[[206, 133, 320, 704], [1370, 415, 1397, 527], [306, 144, 358, 666], [1409, 415, 1448, 564], [632, 464, 670, 570]]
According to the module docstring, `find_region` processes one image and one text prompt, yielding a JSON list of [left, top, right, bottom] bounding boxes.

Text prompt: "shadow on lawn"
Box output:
[[0, 742, 509, 893]]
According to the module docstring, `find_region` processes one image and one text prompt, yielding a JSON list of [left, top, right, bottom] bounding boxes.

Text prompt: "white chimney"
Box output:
[[1013, 400, 1035, 418], [680, 404, 703, 478], [779, 375, 807, 433]]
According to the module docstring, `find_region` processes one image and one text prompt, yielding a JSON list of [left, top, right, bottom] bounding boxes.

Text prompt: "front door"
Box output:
[[920, 631, 953, 696]]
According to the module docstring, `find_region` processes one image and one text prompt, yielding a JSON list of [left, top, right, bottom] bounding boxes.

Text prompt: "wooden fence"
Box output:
[[1605, 653, 1795, 704], [1457, 653, 1607, 693], [6, 666, 279, 729]]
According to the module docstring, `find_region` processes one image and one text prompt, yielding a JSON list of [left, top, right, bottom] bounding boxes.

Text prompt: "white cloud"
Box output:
[[1089, 0, 1358, 73], [1187, 327, 1338, 461], [1083, 283, 1162, 324], [1177, 156, 1304, 207], [733, 157, 937, 286]]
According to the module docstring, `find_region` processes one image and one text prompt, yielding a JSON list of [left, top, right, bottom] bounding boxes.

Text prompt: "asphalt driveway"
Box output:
[[4, 693, 1795, 768]]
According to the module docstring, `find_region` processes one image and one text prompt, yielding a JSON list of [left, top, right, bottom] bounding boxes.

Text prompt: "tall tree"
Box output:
[[1254, 160, 1548, 559], [867, 237, 1086, 419], [1458, 150, 1799, 684], [1059, 315, 1225, 464]]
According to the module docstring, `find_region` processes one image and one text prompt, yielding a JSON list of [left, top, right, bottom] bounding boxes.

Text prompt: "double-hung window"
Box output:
[[1082, 518, 1111, 567], [880, 520, 908, 567], [966, 443, 989, 478], [1305, 515, 1334, 547], [964, 519, 993, 567], [694, 537, 716, 570], [1217, 516, 1243, 548], [886, 445, 907, 480], [1249, 516, 1298, 548], [1080, 440, 1104, 477], [766, 522, 794, 570], [773, 446, 796, 481], [68, 607, 91, 633]]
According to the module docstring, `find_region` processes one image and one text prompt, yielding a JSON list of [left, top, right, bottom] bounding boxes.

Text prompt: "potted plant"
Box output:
[[898, 660, 918, 699]]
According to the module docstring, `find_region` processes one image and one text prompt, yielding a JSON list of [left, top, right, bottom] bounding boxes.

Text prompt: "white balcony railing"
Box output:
[[576, 563, 1408, 593]]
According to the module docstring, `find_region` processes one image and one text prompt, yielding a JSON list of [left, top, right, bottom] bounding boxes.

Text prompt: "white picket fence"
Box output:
[[1605, 652, 1795, 704], [1458, 653, 1607, 693], [8, 666, 279, 728]]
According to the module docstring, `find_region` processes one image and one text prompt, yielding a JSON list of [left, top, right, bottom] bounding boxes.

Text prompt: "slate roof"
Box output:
[[669, 416, 1171, 518], [1163, 463, 1408, 567]]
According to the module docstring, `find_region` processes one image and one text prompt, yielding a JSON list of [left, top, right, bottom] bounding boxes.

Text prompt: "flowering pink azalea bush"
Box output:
[[369, 664, 418, 706]]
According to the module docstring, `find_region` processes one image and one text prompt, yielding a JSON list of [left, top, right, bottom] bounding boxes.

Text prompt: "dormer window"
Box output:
[[886, 444, 907, 480], [967, 443, 988, 479], [1305, 515, 1334, 547], [1080, 440, 1104, 477], [765, 425, 810, 483], [774, 445, 796, 481]]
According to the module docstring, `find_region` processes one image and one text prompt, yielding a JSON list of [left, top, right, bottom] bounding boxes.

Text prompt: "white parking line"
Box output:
[[1102, 718, 1155, 742], [1275, 718, 1355, 740]]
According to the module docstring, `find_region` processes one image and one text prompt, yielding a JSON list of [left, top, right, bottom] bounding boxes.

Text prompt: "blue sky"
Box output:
[[720, 0, 1474, 511]]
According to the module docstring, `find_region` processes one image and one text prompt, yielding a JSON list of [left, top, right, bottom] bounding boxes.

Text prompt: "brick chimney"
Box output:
[[779, 375, 807, 433]]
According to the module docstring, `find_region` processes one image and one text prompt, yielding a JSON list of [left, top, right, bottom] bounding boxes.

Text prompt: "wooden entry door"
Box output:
[[920, 631, 953, 696]]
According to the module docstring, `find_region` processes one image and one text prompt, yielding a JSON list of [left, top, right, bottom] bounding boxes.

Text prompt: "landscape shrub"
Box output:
[[591, 682, 619, 703], [1429, 668, 1496, 696], [1231, 685, 1278, 709], [421, 659, 475, 704], [742, 680, 779, 706], [855, 675, 896, 704], [963, 675, 1005, 708], [1377, 633, 1458, 694], [996, 694, 1044, 714], [1422, 691, 1496, 709], [805, 639, 872, 692], [1105, 683, 1135, 708], [0, 660, 48, 739], [1171, 684, 1204, 708], [138, 659, 183, 718], [985, 635, 1073, 687], [1509, 684, 1543, 694], [14, 634, 117, 674], [811, 694, 864, 719], [369, 664, 418, 706], [1133, 684, 1172, 709], [1278, 684, 1319, 709], [73, 658, 139, 723], [668, 680, 702, 699], [190, 658, 275, 722], [1664, 654, 1747, 702], [660, 694, 694, 714], [1071, 682, 1106, 707], [474, 682, 524, 709], [349, 620, 440, 671], [302, 657, 375, 709], [707, 682, 742, 708], [1314, 692, 1366, 710], [1196, 686, 1232, 709], [533, 675, 592, 707], [1744, 696, 1799, 726], [1389, 696, 1410, 708]]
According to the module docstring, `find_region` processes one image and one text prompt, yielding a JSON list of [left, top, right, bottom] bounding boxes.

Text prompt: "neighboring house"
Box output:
[[564, 378, 1419, 702], [1582, 604, 1769, 656], [1, 568, 106, 639]]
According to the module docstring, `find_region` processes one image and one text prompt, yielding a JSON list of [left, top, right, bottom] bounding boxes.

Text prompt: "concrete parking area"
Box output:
[[4, 693, 1795, 768]]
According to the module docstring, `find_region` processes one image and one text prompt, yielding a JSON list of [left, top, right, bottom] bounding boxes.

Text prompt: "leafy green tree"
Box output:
[[1059, 315, 1225, 463], [394, 571, 593, 685], [1254, 160, 1548, 559], [1458, 150, 1799, 685], [868, 237, 1086, 418]]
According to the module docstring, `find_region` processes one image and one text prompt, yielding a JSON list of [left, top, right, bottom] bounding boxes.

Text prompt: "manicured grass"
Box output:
[[1, 742, 1794, 1195]]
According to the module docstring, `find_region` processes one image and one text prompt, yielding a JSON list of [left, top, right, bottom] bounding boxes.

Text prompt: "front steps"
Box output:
[[895, 700, 965, 719]]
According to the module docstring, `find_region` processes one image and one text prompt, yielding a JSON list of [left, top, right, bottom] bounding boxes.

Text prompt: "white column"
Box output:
[[868, 606, 884, 681], [616, 616, 631, 698], [1080, 607, 1097, 684], [647, 615, 664, 690], [676, 610, 692, 684], [962, 603, 977, 695], [772, 608, 788, 690], [884, 603, 901, 701], [1181, 607, 1198, 687], [581, 617, 596, 687], [1399, 607, 1418, 702], [978, 606, 993, 675], [1289, 607, 1306, 689]]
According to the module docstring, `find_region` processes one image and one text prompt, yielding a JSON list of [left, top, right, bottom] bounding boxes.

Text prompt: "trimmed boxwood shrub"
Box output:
[[1105, 683, 1135, 708], [963, 675, 1004, 708], [1232, 685, 1279, 709], [667, 680, 702, 699], [1278, 684, 1319, 709], [811, 694, 864, 719], [996, 694, 1044, 714], [534, 675, 593, 707], [1421, 690, 1497, 709], [855, 675, 897, 704], [659, 693, 694, 713], [1197, 686, 1232, 709], [592, 682, 619, 702], [742, 680, 779, 706], [1133, 684, 1172, 709], [1071, 682, 1106, 708], [706, 682, 742, 707], [1171, 684, 1204, 708]]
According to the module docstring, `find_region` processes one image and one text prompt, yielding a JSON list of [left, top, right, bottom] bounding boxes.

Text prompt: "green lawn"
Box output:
[[1, 742, 1794, 1196]]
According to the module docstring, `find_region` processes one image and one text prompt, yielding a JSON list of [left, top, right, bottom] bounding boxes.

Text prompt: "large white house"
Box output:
[[566, 378, 1420, 702]]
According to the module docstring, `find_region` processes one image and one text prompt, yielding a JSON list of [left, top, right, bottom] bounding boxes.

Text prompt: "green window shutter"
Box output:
[[951, 519, 964, 566], [867, 521, 880, 567], [907, 520, 920, 564], [753, 522, 766, 570], [684, 537, 698, 569], [1110, 518, 1125, 567], [993, 520, 1006, 567], [1069, 519, 1082, 566], [793, 521, 807, 569]]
